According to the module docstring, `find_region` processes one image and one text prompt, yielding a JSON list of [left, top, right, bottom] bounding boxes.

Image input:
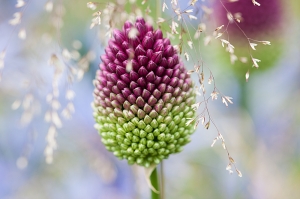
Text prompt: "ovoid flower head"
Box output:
[[93, 18, 196, 167]]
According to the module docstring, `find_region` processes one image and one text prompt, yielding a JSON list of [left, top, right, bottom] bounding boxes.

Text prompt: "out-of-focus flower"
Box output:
[[215, 0, 283, 39], [213, 0, 284, 78], [93, 18, 196, 167]]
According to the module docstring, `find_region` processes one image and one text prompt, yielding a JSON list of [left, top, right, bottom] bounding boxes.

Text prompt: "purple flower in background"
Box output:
[[213, 0, 285, 77], [93, 18, 196, 167], [214, 0, 283, 39]]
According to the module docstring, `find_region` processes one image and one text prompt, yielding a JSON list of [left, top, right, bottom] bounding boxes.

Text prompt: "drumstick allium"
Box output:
[[93, 18, 196, 167]]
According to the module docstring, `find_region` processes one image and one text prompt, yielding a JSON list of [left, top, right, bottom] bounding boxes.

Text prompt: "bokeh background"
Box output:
[[0, 0, 300, 198]]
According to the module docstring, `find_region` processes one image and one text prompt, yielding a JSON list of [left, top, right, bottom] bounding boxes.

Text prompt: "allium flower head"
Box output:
[[93, 18, 196, 167]]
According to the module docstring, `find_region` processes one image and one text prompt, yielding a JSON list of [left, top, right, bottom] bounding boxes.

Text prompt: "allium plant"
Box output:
[[93, 18, 196, 167], [4, 0, 280, 197]]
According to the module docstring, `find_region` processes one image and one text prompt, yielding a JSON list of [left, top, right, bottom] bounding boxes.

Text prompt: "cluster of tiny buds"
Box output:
[[87, 0, 244, 176], [93, 18, 196, 167]]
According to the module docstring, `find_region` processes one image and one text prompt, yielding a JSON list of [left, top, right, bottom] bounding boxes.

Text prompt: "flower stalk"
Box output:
[[150, 167, 160, 199]]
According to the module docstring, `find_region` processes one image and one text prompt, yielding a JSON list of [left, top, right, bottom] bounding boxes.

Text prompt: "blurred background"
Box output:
[[0, 0, 299, 198]]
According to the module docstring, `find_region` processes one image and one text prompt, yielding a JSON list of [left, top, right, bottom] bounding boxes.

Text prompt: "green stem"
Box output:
[[157, 0, 162, 19], [160, 162, 164, 199], [150, 167, 160, 199]]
